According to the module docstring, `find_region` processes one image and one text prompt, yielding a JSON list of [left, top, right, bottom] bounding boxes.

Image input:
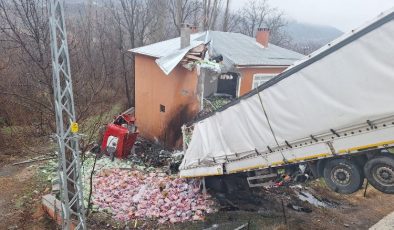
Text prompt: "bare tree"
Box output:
[[237, 0, 270, 36], [202, 0, 222, 30], [147, 0, 171, 42], [234, 0, 290, 46], [0, 0, 126, 149], [264, 12, 291, 46], [0, 0, 55, 132], [168, 0, 202, 34], [103, 0, 151, 108], [222, 0, 230, 31], [216, 9, 243, 33], [105, 0, 135, 108]]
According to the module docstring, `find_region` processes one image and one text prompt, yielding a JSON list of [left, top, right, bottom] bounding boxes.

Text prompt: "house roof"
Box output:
[[130, 31, 304, 67], [201, 31, 304, 66]]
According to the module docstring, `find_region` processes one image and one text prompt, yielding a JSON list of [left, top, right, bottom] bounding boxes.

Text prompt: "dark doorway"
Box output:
[[217, 72, 239, 98]]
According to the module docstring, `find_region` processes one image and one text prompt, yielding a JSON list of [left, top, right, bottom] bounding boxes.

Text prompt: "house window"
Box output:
[[160, 104, 165, 113], [252, 74, 276, 89]]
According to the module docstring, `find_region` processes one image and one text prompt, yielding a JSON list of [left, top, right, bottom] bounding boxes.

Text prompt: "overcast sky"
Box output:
[[231, 0, 394, 32]]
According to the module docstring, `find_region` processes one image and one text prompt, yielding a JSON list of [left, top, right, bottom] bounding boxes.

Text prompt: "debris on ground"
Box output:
[[79, 139, 212, 223], [130, 137, 183, 172], [234, 222, 249, 230], [12, 154, 56, 166], [92, 168, 215, 223], [296, 190, 328, 208], [286, 203, 312, 213], [37, 145, 341, 227], [40, 154, 140, 206], [38, 159, 58, 183], [32, 150, 392, 229], [290, 184, 339, 208]]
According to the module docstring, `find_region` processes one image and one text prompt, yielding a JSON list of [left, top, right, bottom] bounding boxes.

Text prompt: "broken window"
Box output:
[[252, 74, 276, 89]]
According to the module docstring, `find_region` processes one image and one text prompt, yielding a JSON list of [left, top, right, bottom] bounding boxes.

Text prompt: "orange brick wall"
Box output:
[[238, 67, 287, 96], [134, 54, 200, 147]]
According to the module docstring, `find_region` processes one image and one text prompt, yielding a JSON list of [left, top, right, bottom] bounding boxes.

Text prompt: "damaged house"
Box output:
[[130, 26, 304, 147]]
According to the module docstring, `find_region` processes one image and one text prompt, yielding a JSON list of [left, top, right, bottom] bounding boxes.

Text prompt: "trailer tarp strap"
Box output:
[[256, 90, 288, 163]]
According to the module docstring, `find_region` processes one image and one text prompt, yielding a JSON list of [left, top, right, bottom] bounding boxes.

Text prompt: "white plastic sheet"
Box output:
[[180, 9, 394, 173]]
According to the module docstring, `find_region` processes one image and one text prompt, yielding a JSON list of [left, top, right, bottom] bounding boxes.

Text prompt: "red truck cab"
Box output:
[[101, 114, 139, 159]]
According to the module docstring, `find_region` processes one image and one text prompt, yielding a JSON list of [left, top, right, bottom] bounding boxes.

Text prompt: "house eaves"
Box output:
[[129, 32, 206, 58]]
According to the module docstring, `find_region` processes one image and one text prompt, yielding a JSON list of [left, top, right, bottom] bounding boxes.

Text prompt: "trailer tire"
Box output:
[[364, 156, 394, 194], [323, 158, 364, 194]]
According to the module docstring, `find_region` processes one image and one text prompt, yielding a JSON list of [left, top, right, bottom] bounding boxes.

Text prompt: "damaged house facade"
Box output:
[[130, 26, 304, 147]]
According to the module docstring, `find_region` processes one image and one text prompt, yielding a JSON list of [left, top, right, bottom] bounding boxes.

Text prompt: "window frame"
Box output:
[[252, 73, 277, 89]]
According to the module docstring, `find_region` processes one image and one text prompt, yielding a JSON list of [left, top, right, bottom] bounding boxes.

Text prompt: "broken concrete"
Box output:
[[369, 211, 394, 230], [42, 194, 76, 229]]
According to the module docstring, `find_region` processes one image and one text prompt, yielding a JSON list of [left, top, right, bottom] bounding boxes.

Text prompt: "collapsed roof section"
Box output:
[[130, 32, 211, 75], [155, 40, 206, 75]]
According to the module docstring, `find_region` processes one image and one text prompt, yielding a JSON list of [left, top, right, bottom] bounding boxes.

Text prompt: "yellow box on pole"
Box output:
[[71, 122, 79, 133]]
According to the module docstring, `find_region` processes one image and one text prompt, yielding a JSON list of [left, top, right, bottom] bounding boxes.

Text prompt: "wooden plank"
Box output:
[[190, 44, 205, 53], [185, 55, 202, 61]]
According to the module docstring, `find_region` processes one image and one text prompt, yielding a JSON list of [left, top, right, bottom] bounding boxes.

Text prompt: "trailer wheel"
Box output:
[[323, 158, 364, 194], [364, 156, 394, 194]]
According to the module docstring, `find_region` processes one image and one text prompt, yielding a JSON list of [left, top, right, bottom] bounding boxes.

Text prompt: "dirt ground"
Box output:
[[0, 150, 53, 230], [1, 149, 394, 230]]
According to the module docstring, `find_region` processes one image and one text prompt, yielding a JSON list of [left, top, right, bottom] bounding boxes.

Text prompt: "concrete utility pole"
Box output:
[[48, 0, 86, 229]]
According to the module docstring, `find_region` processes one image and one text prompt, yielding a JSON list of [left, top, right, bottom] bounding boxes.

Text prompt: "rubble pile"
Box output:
[[180, 44, 205, 65], [130, 138, 183, 174], [131, 138, 172, 168], [92, 168, 215, 223]]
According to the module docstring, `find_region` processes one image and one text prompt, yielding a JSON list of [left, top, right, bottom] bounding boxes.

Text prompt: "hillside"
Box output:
[[285, 21, 344, 45]]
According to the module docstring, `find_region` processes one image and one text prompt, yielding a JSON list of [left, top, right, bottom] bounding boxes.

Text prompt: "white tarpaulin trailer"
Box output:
[[179, 8, 394, 190]]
